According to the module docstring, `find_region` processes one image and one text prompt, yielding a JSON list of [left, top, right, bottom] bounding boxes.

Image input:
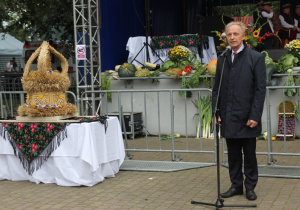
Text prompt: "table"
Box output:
[[0, 117, 125, 186], [126, 36, 217, 66]]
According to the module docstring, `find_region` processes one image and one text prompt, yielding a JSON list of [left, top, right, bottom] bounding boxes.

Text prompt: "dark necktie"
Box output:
[[232, 51, 238, 62]]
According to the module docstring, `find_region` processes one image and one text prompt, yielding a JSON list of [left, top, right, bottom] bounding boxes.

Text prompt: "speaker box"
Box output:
[[108, 112, 143, 134]]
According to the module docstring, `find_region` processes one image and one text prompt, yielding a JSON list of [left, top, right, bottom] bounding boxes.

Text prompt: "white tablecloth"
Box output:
[[0, 117, 125, 186], [126, 36, 217, 66]]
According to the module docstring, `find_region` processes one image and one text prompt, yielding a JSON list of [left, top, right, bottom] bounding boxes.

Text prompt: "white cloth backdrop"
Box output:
[[126, 36, 217, 66], [0, 117, 125, 187]]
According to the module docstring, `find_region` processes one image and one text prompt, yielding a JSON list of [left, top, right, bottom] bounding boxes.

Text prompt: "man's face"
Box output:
[[283, 7, 290, 14], [263, 5, 271, 12], [226, 25, 244, 51], [258, 5, 262, 11], [296, 8, 300, 16]]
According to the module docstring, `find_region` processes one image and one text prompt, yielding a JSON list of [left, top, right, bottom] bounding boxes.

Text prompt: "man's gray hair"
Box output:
[[225, 21, 246, 34]]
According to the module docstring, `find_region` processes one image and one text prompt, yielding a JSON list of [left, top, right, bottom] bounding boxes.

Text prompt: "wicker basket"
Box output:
[[17, 41, 77, 117]]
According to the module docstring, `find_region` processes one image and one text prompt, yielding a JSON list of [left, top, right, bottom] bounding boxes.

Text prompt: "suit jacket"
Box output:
[[212, 43, 266, 139]]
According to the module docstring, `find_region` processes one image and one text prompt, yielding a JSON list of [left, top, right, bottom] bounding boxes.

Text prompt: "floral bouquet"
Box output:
[[212, 13, 279, 52], [168, 45, 191, 62], [285, 39, 300, 59]]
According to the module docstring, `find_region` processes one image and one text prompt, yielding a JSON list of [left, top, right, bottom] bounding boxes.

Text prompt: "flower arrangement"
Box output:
[[168, 45, 191, 62], [212, 13, 280, 52], [285, 39, 300, 59]]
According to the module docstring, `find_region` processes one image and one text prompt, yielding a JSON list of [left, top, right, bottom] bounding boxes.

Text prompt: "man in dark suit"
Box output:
[[212, 21, 266, 201]]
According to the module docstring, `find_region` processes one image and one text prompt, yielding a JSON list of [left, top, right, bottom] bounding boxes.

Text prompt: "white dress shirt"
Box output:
[[231, 44, 244, 63]]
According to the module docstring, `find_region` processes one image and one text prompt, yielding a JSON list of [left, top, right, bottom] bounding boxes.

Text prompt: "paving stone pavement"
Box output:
[[1, 138, 300, 209]]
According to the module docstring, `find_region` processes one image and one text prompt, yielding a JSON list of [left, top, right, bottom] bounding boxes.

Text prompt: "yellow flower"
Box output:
[[39, 94, 44, 99], [59, 94, 63, 99], [253, 30, 259, 37], [244, 36, 248, 40], [220, 43, 226, 48], [26, 94, 30, 99]]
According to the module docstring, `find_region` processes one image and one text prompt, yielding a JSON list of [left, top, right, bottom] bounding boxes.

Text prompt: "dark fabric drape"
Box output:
[[100, 0, 145, 71], [152, 0, 182, 36]]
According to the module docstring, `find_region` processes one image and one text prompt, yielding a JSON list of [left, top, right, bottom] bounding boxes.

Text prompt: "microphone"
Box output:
[[220, 46, 231, 56]]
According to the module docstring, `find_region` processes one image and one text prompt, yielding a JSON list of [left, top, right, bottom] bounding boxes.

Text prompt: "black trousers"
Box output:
[[226, 138, 258, 190]]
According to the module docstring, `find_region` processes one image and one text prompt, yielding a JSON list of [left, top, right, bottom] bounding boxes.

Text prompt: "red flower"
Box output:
[[258, 37, 262, 42], [31, 143, 35, 148], [174, 40, 178, 45], [177, 70, 184, 76], [159, 41, 164, 47], [31, 128, 35, 133], [19, 145, 23, 149], [3, 123, 8, 128], [32, 148, 35, 153], [47, 123, 50, 128], [34, 124, 37, 128], [34, 145, 38, 150], [184, 65, 192, 73], [50, 124, 53, 129], [20, 123, 23, 127], [189, 39, 194, 45], [17, 127, 21, 131], [30, 123, 34, 128], [47, 128, 50, 132]]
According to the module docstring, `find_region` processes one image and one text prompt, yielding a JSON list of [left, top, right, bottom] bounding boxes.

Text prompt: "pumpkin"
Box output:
[[207, 58, 217, 75], [118, 63, 137, 77]]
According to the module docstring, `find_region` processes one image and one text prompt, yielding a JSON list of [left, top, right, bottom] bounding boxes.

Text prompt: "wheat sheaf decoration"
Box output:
[[17, 41, 77, 117]]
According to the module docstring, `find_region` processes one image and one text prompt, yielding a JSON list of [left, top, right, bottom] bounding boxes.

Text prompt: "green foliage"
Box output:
[[160, 60, 177, 72], [277, 54, 299, 73], [213, 1, 280, 17], [188, 65, 207, 88], [147, 69, 160, 83], [261, 51, 274, 65], [284, 69, 298, 97], [192, 95, 213, 138], [101, 72, 113, 103], [1, 0, 74, 44], [178, 58, 190, 69], [178, 74, 192, 98]]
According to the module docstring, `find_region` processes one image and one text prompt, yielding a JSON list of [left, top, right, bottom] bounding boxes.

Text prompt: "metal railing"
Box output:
[[79, 88, 217, 167], [221, 85, 300, 178]]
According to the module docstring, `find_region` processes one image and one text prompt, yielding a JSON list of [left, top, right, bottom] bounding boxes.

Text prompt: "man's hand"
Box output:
[[246, 119, 258, 128], [214, 116, 222, 126]]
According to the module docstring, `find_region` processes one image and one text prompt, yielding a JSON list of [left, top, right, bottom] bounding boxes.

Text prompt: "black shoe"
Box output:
[[246, 189, 257, 200], [220, 188, 243, 198]]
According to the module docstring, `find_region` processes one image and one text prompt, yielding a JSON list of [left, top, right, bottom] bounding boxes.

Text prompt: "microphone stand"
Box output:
[[191, 55, 257, 209]]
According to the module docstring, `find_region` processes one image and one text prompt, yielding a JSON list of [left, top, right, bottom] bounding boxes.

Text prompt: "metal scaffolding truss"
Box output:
[[73, 0, 101, 115]]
